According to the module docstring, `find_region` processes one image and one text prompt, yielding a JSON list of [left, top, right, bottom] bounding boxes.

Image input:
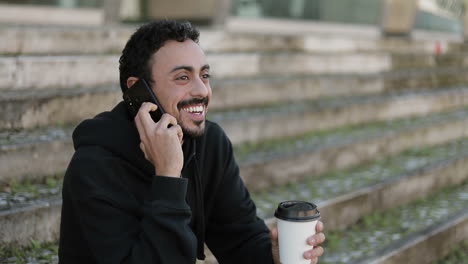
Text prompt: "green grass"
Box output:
[[232, 107, 468, 163], [251, 138, 468, 219], [8, 175, 62, 195], [0, 241, 59, 264], [434, 241, 468, 264], [320, 182, 468, 264]]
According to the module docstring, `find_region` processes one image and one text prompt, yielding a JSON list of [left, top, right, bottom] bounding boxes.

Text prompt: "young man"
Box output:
[[58, 20, 325, 264]]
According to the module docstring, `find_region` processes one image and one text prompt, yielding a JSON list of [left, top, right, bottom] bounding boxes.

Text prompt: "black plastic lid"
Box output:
[[274, 201, 320, 222]]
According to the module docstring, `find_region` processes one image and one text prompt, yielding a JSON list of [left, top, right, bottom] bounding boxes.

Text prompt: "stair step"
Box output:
[[214, 87, 468, 144], [0, 196, 61, 246], [0, 53, 386, 91], [0, 25, 461, 55], [0, 126, 73, 183], [1, 139, 466, 258], [2, 105, 468, 186], [0, 55, 119, 90], [0, 24, 132, 55], [0, 175, 63, 245], [211, 68, 468, 109], [237, 107, 468, 191], [434, 241, 468, 264], [3, 53, 468, 91], [0, 85, 121, 130], [0, 174, 62, 246], [0, 240, 59, 264], [322, 183, 468, 264], [2, 101, 468, 185], [2, 78, 468, 134], [252, 139, 468, 228], [0, 175, 62, 211]]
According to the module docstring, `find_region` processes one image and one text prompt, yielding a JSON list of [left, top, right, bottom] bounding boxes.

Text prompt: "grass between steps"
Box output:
[[209, 86, 468, 120], [233, 106, 468, 164], [0, 175, 63, 210], [1, 185, 466, 264], [0, 241, 58, 264], [320, 182, 468, 264], [250, 138, 468, 219], [434, 240, 468, 264]]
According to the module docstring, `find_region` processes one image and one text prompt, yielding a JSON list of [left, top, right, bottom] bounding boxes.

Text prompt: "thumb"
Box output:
[[271, 227, 278, 242], [270, 227, 280, 264]]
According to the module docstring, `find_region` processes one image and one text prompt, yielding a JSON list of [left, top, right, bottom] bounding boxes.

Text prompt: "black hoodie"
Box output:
[[58, 102, 273, 264]]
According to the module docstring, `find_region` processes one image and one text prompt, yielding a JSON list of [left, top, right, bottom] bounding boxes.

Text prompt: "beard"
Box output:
[[177, 97, 209, 138], [179, 119, 205, 138]]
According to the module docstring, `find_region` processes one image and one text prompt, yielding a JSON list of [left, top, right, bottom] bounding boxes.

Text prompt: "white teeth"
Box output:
[[183, 105, 204, 113]]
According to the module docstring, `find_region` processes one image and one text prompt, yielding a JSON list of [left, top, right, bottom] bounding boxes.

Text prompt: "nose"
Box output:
[[191, 76, 210, 98]]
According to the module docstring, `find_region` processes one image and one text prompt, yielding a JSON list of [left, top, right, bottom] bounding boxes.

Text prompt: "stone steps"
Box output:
[[2, 139, 467, 260], [238, 108, 468, 191], [433, 241, 468, 263], [320, 182, 468, 264], [0, 25, 463, 56], [352, 209, 468, 264], [211, 67, 468, 109], [2, 52, 468, 92], [2, 23, 468, 263], [2, 69, 468, 131], [253, 139, 468, 228], [2, 103, 468, 187], [215, 87, 468, 144]]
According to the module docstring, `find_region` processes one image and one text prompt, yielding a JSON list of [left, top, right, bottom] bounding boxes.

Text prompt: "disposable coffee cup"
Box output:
[[274, 201, 320, 264]]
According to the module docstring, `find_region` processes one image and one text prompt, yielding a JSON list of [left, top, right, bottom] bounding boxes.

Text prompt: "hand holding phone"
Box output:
[[123, 79, 184, 177], [123, 78, 165, 122]]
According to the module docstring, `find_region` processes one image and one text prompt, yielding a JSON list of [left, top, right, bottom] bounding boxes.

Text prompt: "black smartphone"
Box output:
[[123, 78, 165, 122]]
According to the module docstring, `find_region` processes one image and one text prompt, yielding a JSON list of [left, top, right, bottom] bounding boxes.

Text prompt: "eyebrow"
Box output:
[[170, 64, 210, 73]]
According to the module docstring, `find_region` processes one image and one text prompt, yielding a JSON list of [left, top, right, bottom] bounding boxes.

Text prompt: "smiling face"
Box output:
[[149, 39, 212, 138]]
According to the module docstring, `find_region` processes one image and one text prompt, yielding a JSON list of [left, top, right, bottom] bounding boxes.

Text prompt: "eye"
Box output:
[[176, 76, 189, 81], [202, 73, 211, 79]]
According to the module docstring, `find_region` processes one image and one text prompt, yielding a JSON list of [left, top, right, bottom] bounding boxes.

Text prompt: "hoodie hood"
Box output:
[[72, 102, 155, 178]]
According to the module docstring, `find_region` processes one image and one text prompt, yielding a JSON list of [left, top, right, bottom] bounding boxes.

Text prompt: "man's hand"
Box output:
[[271, 221, 325, 264], [135, 102, 184, 177]]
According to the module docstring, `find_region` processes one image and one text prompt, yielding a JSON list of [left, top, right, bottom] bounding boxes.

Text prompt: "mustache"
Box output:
[[177, 97, 209, 109]]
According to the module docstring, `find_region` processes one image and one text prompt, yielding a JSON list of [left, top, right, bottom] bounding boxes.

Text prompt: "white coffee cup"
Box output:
[[274, 201, 320, 264]]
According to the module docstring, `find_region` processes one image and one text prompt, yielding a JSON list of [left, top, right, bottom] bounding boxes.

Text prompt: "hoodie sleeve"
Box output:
[[204, 134, 274, 264], [65, 148, 197, 264]]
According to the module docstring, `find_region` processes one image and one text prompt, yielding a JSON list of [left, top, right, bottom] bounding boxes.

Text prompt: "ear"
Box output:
[[127, 77, 139, 89]]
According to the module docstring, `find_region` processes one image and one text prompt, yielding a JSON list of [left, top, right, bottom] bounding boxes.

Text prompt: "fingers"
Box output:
[[316, 221, 324, 232], [168, 124, 184, 143], [307, 232, 326, 246], [304, 246, 324, 261], [136, 102, 159, 128], [270, 227, 278, 240], [304, 231, 325, 263], [134, 103, 157, 141], [135, 102, 180, 138], [159, 113, 178, 129]]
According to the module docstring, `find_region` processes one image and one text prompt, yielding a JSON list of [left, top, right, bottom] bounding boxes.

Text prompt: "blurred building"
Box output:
[[0, 0, 465, 38]]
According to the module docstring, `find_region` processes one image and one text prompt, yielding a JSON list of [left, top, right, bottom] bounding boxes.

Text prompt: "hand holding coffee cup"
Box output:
[[274, 201, 322, 264]]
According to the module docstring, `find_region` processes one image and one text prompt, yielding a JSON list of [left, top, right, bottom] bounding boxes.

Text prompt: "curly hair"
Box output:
[[119, 20, 200, 93]]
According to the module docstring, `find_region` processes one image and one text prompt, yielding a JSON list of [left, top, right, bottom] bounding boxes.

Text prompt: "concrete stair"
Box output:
[[1, 23, 468, 264]]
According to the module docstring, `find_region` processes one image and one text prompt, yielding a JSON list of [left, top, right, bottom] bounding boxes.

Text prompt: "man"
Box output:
[[58, 20, 325, 263]]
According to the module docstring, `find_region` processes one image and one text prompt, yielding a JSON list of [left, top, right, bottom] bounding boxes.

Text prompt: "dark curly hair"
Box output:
[[119, 20, 200, 93]]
